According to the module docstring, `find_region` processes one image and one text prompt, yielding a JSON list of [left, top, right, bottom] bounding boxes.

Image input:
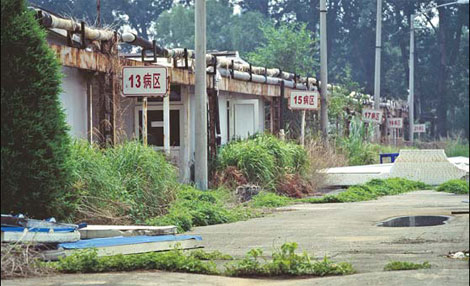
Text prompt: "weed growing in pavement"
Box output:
[[384, 261, 431, 271], [51, 243, 354, 278], [436, 179, 469, 195], [225, 242, 355, 277], [54, 247, 219, 275], [189, 249, 233, 260], [249, 192, 293, 208], [300, 178, 429, 203]]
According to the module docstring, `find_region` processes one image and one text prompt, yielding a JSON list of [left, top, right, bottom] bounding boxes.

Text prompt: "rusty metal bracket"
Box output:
[[230, 59, 234, 79], [306, 77, 310, 90], [249, 64, 252, 82], [80, 21, 86, 49], [153, 40, 157, 63], [184, 48, 189, 69]]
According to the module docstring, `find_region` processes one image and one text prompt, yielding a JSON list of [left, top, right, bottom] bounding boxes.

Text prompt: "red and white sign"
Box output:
[[413, 124, 426, 133], [362, 108, 383, 124], [387, 118, 403, 129], [289, 91, 319, 110], [122, 66, 168, 97]]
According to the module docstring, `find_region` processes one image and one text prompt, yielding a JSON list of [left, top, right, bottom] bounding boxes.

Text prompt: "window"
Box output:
[[137, 109, 181, 147]]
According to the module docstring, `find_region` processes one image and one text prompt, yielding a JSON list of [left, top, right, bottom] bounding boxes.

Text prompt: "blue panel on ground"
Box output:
[[1, 226, 77, 233], [58, 235, 203, 249]]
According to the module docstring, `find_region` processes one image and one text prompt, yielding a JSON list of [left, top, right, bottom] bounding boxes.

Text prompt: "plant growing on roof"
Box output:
[[1, 0, 71, 217]]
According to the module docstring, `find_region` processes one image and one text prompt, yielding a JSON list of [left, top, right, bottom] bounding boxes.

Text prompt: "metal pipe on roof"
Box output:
[[34, 8, 114, 41]]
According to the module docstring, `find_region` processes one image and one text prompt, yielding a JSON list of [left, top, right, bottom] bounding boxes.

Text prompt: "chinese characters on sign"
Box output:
[[362, 108, 383, 124], [289, 91, 319, 110], [122, 66, 168, 97], [413, 124, 426, 133], [387, 118, 403, 129]]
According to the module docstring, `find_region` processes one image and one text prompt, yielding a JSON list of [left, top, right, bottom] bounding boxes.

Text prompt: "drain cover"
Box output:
[[378, 216, 451, 227]]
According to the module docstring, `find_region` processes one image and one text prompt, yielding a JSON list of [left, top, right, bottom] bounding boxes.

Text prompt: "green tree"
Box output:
[[1, 0, 71, 217], [248, 22, 318, 76], [153, 0, 268, 55]]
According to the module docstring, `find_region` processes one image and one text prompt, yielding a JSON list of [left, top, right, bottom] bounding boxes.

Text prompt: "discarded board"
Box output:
[[322, 164, 391, 186], [42, 235, 203, 260], [1, 228, 80, 243], [389, 150, 467, 185], [79, 225, 177, 239]]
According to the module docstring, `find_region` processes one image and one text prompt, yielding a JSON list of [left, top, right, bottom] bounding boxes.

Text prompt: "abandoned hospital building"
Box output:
[[35, 6, 408, 183]]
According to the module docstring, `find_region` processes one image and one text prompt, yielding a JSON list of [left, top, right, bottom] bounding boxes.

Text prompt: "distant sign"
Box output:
[[362, 108, 383, 124], [413, 124, 426, 133], [387, 118, 403, 129], [289, 91, 319, 110], [122, 66, 168, 97]]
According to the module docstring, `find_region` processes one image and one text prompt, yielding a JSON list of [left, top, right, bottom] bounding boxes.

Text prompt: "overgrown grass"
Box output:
[[225, 242, 355, 277], [301, 178, 429, 203], [444, 140, 469, 158], [51, 243, 354, 278], [384, 261, 431, 271], [216, 134, 308, 190], [54, 140, 179, 224], [436, 179, 469, 195], [146, 186, 261, 232]]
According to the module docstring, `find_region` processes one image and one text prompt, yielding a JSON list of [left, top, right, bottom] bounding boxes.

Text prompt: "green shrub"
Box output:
[[217, 134, 308, 189], [436, 179, 469, 195], [384, 261, 431, 271], [55, 140, 178, 223], [249, 192, 293, 208], [225, 242, 355, 277], [1, 0, 71, 217]]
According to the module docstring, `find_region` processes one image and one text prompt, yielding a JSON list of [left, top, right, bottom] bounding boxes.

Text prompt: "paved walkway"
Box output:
[[4, 191, 469, 286]]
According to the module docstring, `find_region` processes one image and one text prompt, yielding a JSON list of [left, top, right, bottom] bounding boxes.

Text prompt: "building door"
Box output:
[[230, 99, 259, 140]]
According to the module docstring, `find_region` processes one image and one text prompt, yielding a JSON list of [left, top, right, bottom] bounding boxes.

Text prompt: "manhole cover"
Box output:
[[378, 216, 451, 227]]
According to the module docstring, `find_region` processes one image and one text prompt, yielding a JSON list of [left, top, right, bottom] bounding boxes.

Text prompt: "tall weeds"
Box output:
[[54, 140, 178, 224]]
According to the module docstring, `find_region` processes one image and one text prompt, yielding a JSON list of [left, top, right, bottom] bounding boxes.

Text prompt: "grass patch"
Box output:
[[384, 261, 431, 271], [301, 178, 429, 204], [146, 186, 261, 232], [249, 192, 293, 208], [51, 243, 354, 278], [225, 242, 355, 277], [436, 179, 469, 195]]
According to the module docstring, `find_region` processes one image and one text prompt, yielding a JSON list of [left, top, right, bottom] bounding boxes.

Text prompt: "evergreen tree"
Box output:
[[1, 0, 71, 217]]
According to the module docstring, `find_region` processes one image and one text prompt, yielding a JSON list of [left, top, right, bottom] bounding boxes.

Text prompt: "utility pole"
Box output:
[[409, 14, 415, 144], [320, 0, 329, 147], [195, 0, 208, 190], [374, 0, 383, 143]]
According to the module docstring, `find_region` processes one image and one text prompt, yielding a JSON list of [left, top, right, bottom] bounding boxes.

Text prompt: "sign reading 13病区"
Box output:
[[122, 66, 168, 97], [289, 90, 319, 110]]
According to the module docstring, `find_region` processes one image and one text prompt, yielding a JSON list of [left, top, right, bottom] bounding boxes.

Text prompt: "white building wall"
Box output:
[[59, 67, 87, 139]]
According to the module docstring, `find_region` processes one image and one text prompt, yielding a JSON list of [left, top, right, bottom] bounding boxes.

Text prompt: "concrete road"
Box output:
[[4, 191, 469, 286]]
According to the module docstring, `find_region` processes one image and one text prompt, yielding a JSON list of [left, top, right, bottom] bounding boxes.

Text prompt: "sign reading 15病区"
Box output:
[[289, 91, 319, 110], [122, 66, 168, 97]]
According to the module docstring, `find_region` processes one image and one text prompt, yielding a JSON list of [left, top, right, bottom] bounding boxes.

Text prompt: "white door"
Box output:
[[230, 99, 259, 140]]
